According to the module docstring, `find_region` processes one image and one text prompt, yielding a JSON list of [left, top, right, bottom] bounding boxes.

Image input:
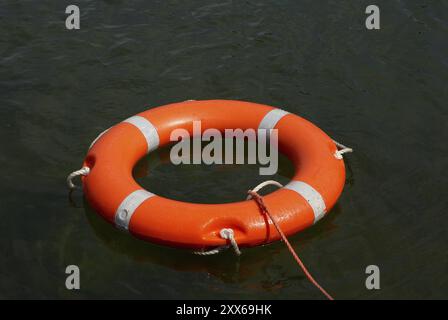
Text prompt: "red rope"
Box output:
[[248, 190, 334, 300]]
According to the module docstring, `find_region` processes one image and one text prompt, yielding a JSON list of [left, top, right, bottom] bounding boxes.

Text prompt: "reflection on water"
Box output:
[[1, 0, 447, 299]]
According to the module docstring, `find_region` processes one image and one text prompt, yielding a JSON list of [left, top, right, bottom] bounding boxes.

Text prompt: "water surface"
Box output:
[[0, 0, 447, 299]]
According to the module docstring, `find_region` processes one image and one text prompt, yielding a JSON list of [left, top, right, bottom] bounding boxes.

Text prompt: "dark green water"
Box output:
[[1, 0, 447, 299]]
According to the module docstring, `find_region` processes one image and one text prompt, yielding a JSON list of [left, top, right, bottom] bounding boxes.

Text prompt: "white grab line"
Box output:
[[246, 180, 283, 200]]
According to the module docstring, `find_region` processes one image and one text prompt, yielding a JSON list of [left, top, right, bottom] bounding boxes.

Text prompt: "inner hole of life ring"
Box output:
[[133, 137, 295, 204]]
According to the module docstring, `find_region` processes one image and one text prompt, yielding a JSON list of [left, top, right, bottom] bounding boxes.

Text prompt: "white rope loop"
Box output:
[[246, 180, 284, 200], [333, 139, 353, 159], [66, 166, 90, 189]]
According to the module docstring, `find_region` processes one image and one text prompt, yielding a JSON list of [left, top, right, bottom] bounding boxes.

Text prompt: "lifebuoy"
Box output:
[[78, 100, 347, 249]]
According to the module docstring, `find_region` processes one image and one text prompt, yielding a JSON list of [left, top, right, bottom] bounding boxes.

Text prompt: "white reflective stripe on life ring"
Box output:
[[123, 115, 160, 153], [284, 181, 327, 224], [258, 108, 290, 130], [115, 189, 155, 231]]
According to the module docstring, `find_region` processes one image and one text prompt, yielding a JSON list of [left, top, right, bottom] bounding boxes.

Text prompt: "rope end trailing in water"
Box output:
[[247, 189, 335, 301]]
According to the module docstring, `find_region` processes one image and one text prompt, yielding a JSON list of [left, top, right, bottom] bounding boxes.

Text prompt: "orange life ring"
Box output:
[[80, 100, 346, 249]]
